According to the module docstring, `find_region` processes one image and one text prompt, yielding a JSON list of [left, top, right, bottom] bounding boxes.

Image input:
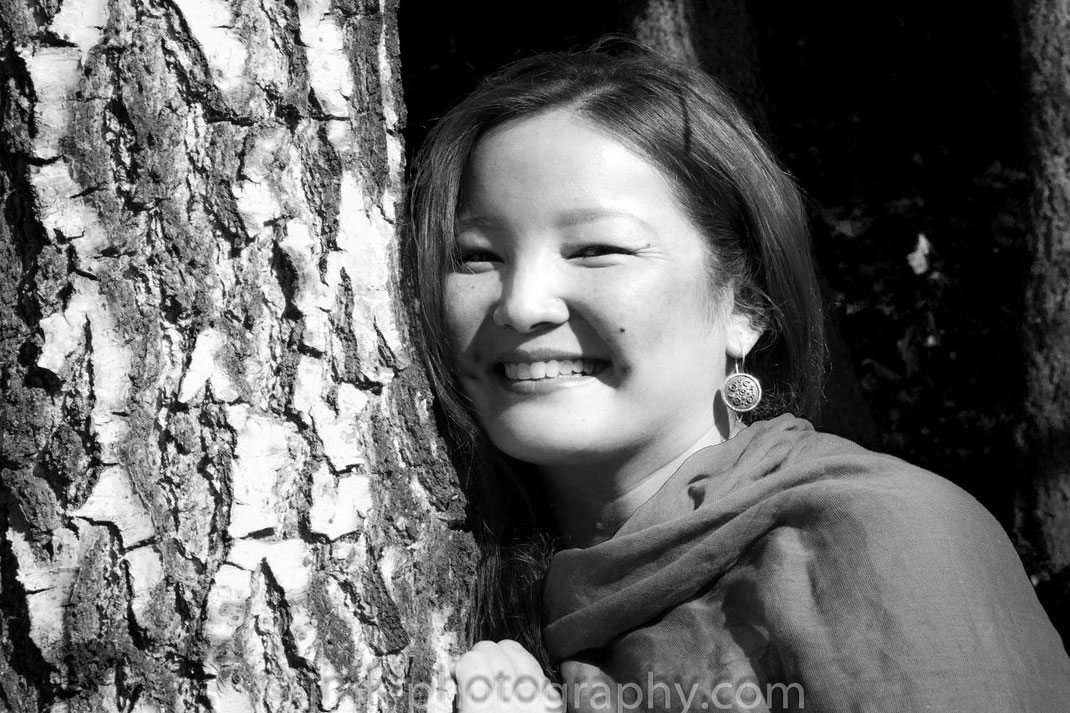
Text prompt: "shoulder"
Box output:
[[739, 416, 1039, 604], [707, 419, 1070, 699], [746, 414, 996, 533], [750, 420, 1062, 648], [783, 421, 1009, 553]]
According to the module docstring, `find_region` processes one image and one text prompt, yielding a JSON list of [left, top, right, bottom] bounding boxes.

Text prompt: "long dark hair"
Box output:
[[401, 45, 825, 669]]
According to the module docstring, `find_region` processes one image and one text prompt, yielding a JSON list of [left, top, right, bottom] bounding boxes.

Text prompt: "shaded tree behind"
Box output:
[[619, 0, 769, 130], [1013, 0, 1070, 647]]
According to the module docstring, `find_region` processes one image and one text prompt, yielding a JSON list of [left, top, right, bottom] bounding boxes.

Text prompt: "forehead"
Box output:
[[460, 109, 689, 231]]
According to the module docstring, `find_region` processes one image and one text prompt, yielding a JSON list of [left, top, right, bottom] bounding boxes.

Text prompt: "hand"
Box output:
[[453, 639, 565, 713]]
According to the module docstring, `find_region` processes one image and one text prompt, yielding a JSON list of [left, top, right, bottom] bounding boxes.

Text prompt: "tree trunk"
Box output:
[[621, 0, 880, 447], [619, 0, 770, 134], [1014, 0, 1070, 645], [0, 1, 474, 711]]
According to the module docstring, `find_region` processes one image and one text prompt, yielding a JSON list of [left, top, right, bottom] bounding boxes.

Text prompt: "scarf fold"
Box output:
[[542, 415, 1070, 710]]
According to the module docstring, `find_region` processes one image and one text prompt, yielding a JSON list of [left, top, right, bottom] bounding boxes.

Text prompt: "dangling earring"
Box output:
[[722, 357, 762, 413]]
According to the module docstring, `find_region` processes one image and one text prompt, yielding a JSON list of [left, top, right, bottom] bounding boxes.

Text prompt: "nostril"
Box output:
[[492, 297, 569, 333]]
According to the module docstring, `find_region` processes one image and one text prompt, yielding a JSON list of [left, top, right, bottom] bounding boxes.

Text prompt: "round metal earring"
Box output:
[[722, 358, 762, 413]]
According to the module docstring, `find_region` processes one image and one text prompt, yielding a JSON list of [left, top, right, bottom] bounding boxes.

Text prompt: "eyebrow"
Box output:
[[455, 208, 653, 232], [454, 214, 504, 232], [555, 208, 652, 230]]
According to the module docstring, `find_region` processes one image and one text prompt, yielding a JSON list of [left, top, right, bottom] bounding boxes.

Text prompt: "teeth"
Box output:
[[501, 359, 605, 381]]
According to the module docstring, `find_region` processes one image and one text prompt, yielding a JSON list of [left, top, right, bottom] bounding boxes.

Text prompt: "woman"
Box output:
[[403, 47, 1070, 712]]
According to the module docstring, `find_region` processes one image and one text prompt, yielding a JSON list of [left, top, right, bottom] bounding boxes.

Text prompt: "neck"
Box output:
[[542, 415, 741, 548]]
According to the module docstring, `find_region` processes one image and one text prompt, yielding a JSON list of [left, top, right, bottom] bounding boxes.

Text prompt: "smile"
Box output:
[[500, 359, 607, 381]]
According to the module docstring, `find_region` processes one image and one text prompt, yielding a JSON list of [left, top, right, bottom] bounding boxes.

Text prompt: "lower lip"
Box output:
[[492, 368, 602, 394]]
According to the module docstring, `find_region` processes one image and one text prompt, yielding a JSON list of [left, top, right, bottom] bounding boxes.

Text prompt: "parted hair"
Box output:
[[402, 44, 825, 669]]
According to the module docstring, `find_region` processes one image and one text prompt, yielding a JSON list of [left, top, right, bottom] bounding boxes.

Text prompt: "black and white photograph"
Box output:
[[1, 1, 1069, 711]]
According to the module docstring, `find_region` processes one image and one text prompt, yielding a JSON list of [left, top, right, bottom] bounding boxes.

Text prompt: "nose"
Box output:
[[492, 265, 569, 333]]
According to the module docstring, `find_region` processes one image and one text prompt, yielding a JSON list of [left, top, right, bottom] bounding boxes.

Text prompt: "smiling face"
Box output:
[[444, 109, 760, 480]]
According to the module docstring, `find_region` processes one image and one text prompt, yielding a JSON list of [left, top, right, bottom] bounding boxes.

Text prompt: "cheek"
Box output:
[[593, 269, 718, 335], [443, 277, 492, 350], [601, 277, 725, 369]]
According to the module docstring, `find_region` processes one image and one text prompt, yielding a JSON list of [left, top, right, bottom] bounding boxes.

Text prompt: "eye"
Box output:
[[459, 248, 499, 262], [569, 244, 636, 261], [454, 248, 501, 273]]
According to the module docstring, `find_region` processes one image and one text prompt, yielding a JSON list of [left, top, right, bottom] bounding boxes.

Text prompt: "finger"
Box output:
[[496, 640, 564, 713], [472, 640, 520, 702], [456, 642, 520, 713], [496, 639, 542, 676], [471, 640, 520, 677], [453, 649, 496, 713]]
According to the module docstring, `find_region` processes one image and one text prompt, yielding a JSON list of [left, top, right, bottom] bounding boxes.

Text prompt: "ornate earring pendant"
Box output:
[[722, 359, 762, 413]]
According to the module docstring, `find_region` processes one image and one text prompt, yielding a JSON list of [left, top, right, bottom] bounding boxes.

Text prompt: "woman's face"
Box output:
[[444, 109, 758, 474]]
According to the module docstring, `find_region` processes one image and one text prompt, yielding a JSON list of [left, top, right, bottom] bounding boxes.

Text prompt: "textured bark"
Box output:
[[0, 1, 475, 711], [622, 0, 880, 447], [1014, 0, 1070, 640]]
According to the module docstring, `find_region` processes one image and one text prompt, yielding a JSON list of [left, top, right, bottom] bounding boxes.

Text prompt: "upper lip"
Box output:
[[494, 347, 606, 364]]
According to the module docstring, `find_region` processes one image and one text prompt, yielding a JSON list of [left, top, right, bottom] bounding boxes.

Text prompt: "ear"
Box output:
[[725, 310, 763, 360]]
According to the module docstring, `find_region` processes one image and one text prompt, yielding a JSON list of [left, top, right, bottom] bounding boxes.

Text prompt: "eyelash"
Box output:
[[570, 245, 635, 259], [458, 249, 499, 264], [454, 245, 635, 265]]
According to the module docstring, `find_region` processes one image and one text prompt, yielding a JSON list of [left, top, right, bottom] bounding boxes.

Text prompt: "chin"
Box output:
[[485, 425, 602, 467]]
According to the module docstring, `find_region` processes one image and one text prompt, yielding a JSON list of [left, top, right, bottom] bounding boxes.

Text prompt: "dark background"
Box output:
[[397, 0, 1048, 628]]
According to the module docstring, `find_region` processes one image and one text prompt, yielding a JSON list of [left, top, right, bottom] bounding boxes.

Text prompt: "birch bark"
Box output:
[[0, 1, 473, 711]]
